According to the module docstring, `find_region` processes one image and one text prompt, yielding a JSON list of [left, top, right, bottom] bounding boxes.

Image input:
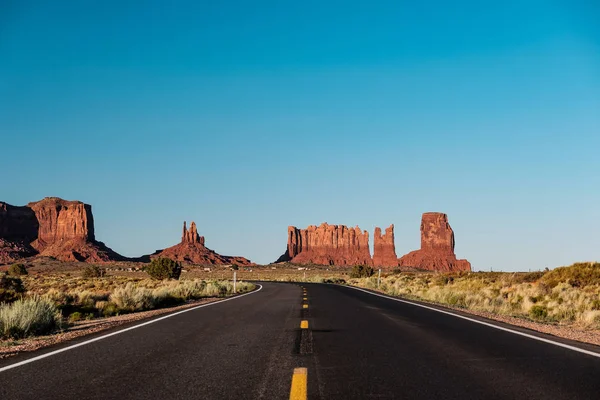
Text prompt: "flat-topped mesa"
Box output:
[[153, 221, 253, 266], [28, 197, 95, 249], [373, 224, 398, 267], [398, 212, 471, 272], [182, 221, 205, 246], [0, 197, 123, 263], [276, 222, 372, 266]]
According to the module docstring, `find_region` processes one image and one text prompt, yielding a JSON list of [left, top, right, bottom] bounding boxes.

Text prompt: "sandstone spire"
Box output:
[[181, 221, 205, 246], [153, 220, 251, 265], [373, 224, 397, 267]]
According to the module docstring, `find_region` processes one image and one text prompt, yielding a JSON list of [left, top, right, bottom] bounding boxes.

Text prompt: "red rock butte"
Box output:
[[276, 223, 373, 266], [397, 212, 471, 272], [373, 224, 398, 267], [0, 197, 123, 263], [152, 221, 254, 266]]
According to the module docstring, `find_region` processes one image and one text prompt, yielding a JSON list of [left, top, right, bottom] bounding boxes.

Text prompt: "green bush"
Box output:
[[68, 311, 83, 322], [350, 265, 374, 279], [82, 265, 104, 278], [529, 305, 548, 320], [8, 263, 28, 276], [0, 296, 62, 339], [0, 274, 26, 303], [145, 258, 182, 280]]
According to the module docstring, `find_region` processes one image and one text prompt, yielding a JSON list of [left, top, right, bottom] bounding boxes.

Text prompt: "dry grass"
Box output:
[[350, 263, 600, 329], [0, 272, 255, 339]]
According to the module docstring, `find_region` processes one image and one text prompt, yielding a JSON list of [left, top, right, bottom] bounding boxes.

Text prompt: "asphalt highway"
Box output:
[[1, 282, 599, 399]]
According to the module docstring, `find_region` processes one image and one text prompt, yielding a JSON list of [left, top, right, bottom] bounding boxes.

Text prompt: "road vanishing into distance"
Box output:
[[1, 282, 600, 399]]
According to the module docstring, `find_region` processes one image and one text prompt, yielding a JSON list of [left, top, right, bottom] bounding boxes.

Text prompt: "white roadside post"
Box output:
[[377, 268, 382, 288], [233, 271, 237, 293]]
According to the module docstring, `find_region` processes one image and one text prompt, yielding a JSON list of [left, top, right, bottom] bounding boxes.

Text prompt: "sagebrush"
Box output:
[[0, 296, 62, 339]]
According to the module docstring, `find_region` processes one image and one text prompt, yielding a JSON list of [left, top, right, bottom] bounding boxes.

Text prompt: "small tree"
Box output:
[[8, 263, 28, 276], [350, 265, 374, 278], [0, 274, 26, 303], [145, 258, 182, 280], [82, 265, 104, 278]]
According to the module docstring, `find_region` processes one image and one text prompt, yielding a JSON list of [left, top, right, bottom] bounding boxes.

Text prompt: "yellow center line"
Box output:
[[289, 367, 307, 400], [303, 304, 308, 309], [300, 320, 309, 329], [303, 297, 308, 301]]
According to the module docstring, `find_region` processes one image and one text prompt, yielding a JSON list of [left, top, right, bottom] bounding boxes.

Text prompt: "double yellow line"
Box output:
[[290, 285, 310, 400]]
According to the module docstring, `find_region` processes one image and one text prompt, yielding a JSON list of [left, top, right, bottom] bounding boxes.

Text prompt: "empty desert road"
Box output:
[[1, 282, 600, 400]]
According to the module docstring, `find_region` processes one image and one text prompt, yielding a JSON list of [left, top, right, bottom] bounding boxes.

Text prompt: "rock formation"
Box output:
[[152, 221, 253, 266], [28, 198, 95, 250], [373, 224, 398, 267], [0, 202, 38, 262], [182, 221, 205, 246], [276, 223, 372, 266], [398, 212, 471, 271], [0, 197, 123, 263]]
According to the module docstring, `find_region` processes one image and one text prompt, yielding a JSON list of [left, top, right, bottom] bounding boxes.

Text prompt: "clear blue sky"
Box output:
[[1, 1, 599, 270]]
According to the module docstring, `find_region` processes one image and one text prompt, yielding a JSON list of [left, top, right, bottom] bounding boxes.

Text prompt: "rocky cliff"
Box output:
[[0, 202, 38, 262], [28, 198, 95, 250], [0, 197, 123, 263], [398, 212, 471, 271], [373, 224, 398, 267], [276, 223, 372, 266], [152, 221, 253, 266]]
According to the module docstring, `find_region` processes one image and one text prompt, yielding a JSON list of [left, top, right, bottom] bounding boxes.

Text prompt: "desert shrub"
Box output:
[[82, 265, 104, 279], [321, 277, 346, 284], [510, 271, 545, 284], [101, 302, 120, 317], [68, 311, 83, 322], [529, 305, 548, 320], [109, 283, 154, 312], [203, 281, 225, 297], [541, 262, 600, 288], [0, 274, 26, 303], [8, 263, 28, 276], [145, 258, 182, 280], [150, 289, 184, 308], [0, 296, 62, 339], [350, 265, 374, 279], [234, 281, 255, 293]]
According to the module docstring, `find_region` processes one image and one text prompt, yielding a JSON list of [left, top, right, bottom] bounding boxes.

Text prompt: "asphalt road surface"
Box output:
[[1, 282, 600, 399]]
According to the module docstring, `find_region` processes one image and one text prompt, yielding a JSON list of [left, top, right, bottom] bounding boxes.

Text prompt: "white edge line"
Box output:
[[342, 284, 600, 359], [0, 284, 263, 373]]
